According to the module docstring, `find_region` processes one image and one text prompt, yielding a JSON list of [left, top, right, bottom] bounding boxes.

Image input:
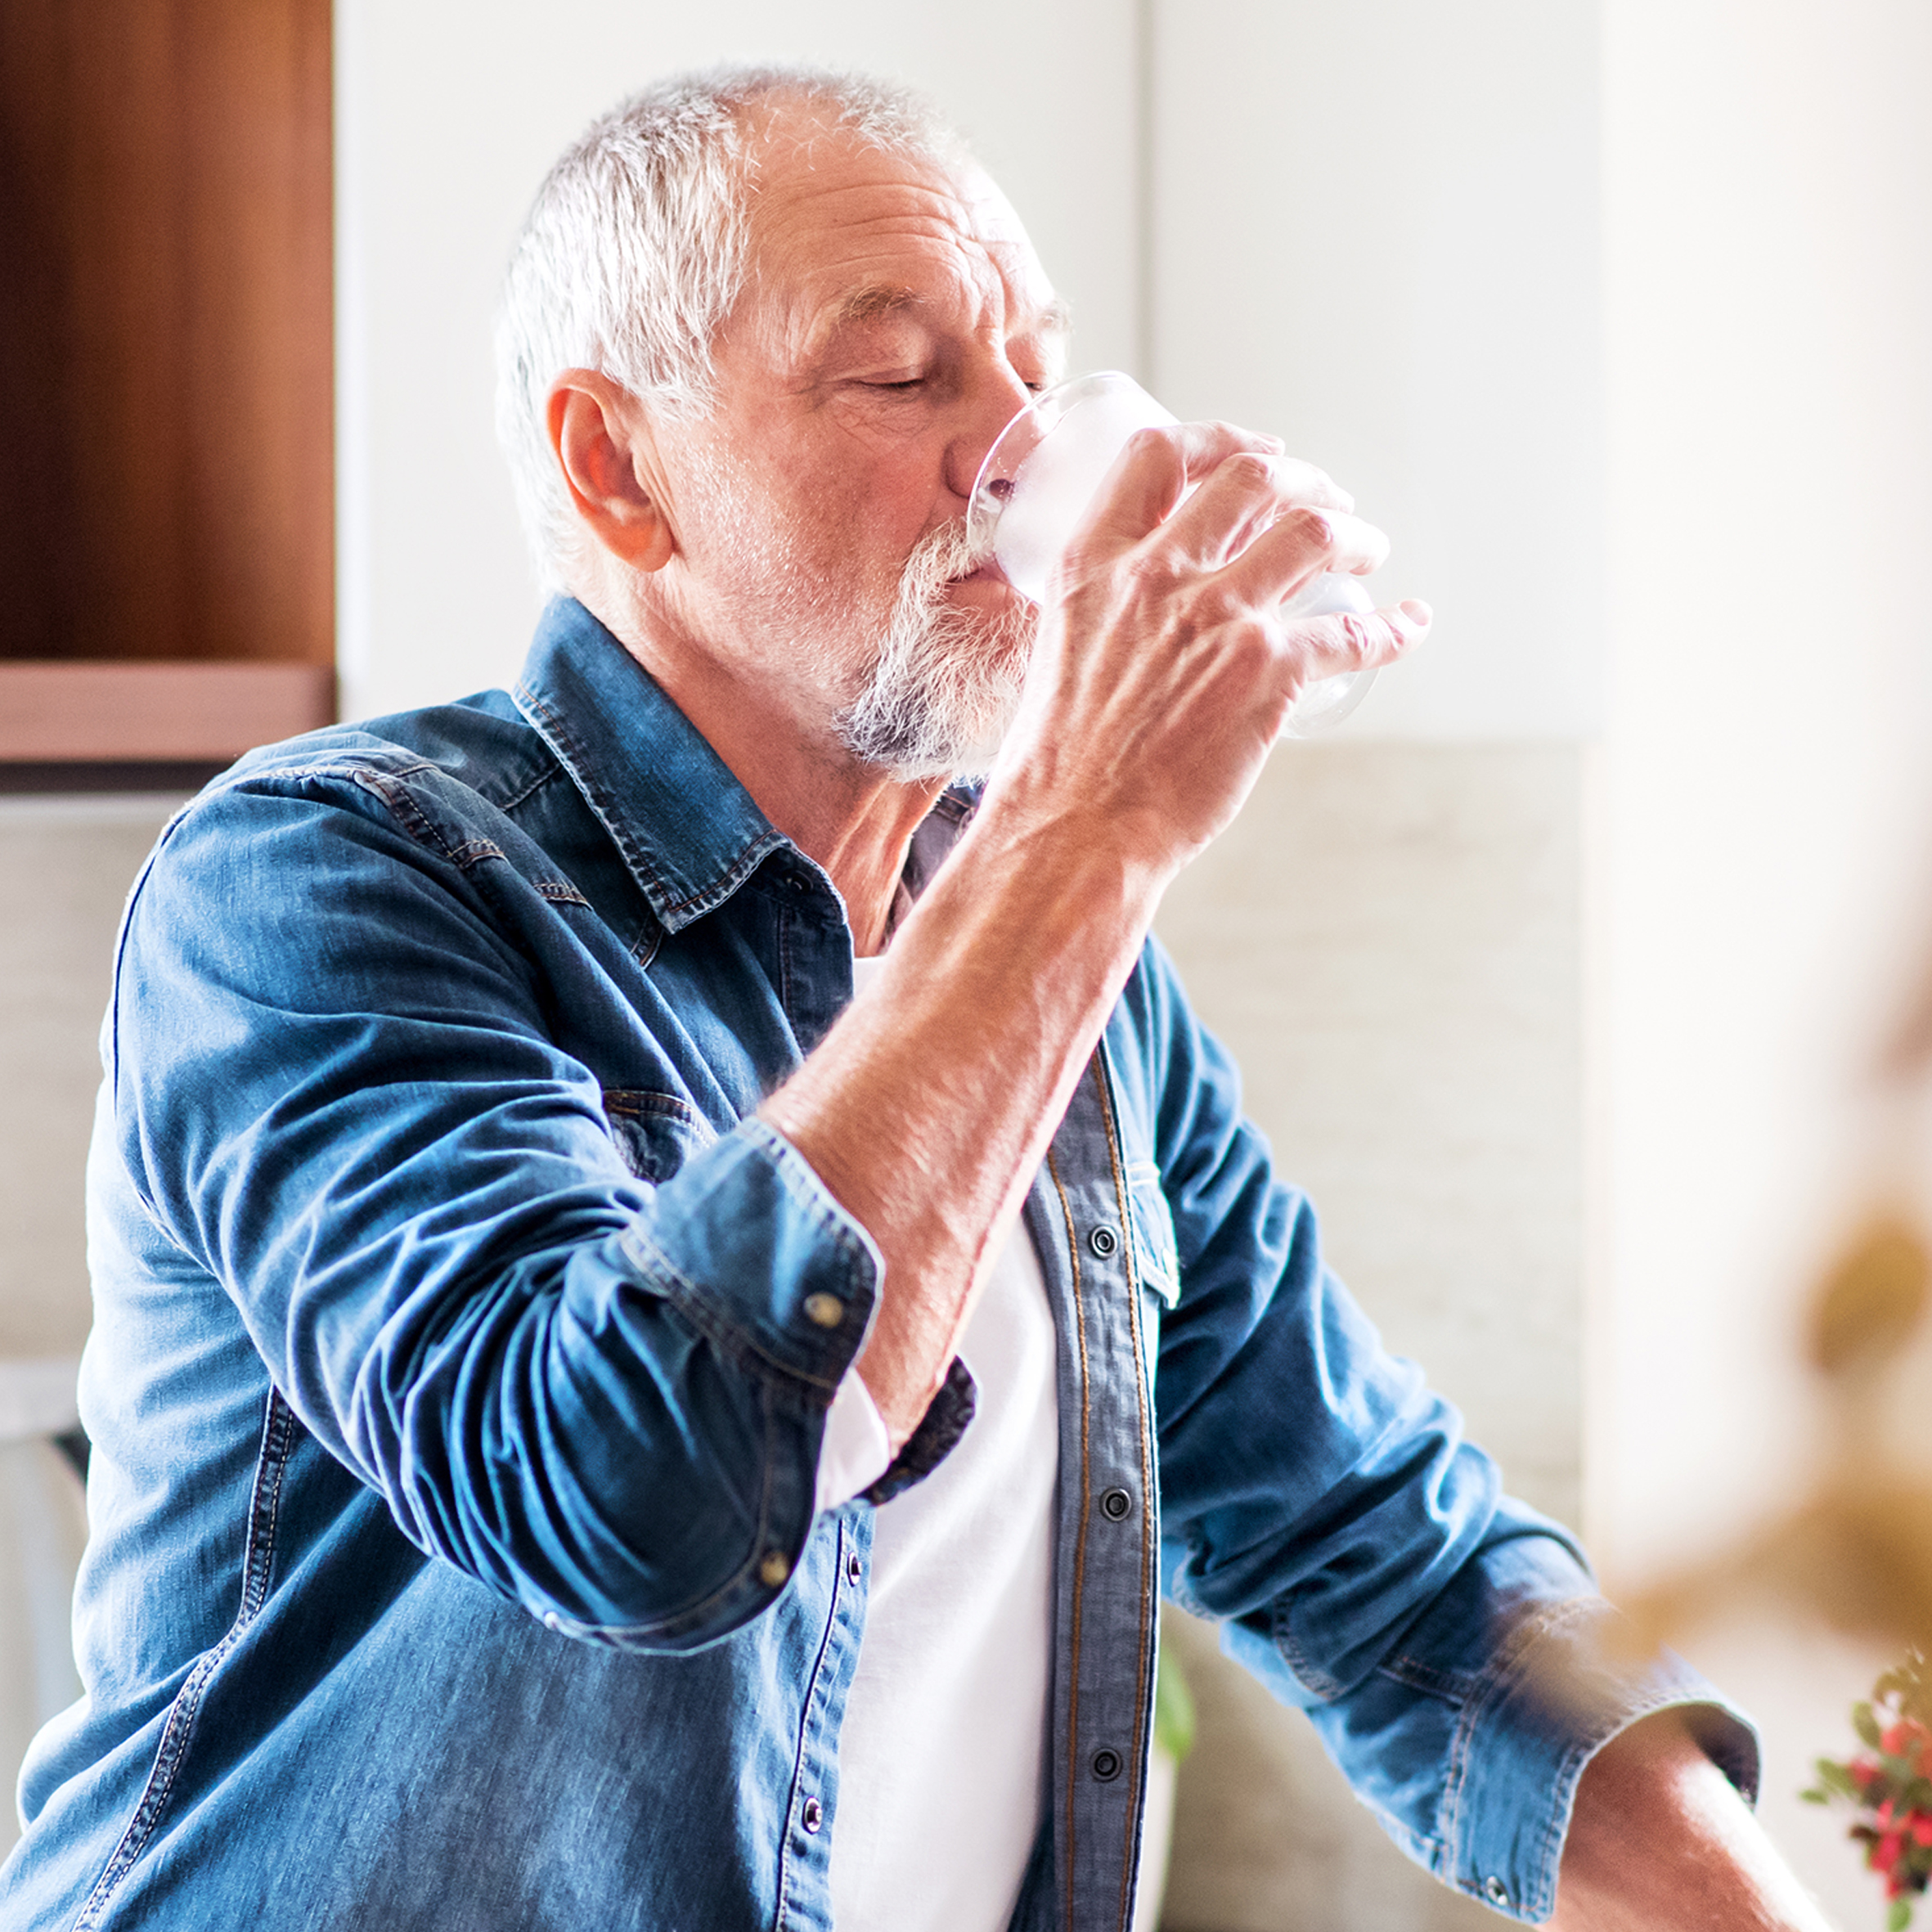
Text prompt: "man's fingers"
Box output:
[[1076, 424, 1352, 555], [1262, 455, 1353, 512], [1280, 600, 1433, 682], [1078, 425, 1266, 548], [1202, 499, 1391, 603], [1148, 455, 1370, 573]]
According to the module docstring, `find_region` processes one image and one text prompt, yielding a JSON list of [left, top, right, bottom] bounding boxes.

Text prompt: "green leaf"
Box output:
[[1856, 1702, 1885, 1750], [1154, 1651, 1197, 1764], [1888, 1899, 1911, 1932], [1815, 1759, 1862, 1801], [1799, 1788, 1830, 1804]]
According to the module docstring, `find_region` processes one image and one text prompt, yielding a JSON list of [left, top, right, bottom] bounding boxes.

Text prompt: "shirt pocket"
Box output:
[[600, 1090, 717, 1184], [1124, 1158, 1181, 1310]]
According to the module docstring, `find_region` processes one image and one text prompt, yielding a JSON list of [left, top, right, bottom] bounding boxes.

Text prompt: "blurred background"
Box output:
[[3, 2, 1930, 1923]]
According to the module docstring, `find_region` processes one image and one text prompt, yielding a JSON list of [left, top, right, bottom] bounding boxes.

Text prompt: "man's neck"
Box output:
[[581, 586, 945, 957]]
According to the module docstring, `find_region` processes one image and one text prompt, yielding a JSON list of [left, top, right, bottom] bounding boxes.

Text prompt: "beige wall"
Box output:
[[1157, 745, 1585, 1530], [1155, 743, 1582, 1931], [0, 754, 1579, 1920], [0, 796, 183, 1858], [0, 798, 183, 1360]]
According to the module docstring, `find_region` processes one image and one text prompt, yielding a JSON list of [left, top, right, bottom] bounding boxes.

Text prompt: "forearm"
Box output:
[[763, 423, 1422, 1448], [762, 798, 1167, 1444], [1552, 1710, 1832, 1931]]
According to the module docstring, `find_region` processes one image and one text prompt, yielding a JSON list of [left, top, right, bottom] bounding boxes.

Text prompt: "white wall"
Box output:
[[338, 0, 1606, 746], [1595, 0, 1932, 1575], [1592, 4, 1932, 1916], [1152, 0, 1604, 741]]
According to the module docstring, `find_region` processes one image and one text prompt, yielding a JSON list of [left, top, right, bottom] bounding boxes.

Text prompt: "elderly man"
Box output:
[[3, 64, 1823, 1932]]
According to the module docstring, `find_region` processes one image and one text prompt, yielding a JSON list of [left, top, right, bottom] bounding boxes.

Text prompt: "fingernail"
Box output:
[[1399, 599, 1433, 626]]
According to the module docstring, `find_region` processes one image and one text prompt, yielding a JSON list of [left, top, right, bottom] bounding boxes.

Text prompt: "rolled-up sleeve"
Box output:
[[111, 766, 880, 1651], [1291, 1536, 1759, 1921], [1128, 939, 1758, 1921]]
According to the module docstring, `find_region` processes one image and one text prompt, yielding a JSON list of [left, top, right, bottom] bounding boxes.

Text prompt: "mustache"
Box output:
[[899, 519, 993, 602]]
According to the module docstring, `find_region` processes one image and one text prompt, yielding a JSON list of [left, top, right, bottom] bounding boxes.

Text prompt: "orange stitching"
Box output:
[[1047, 1131, 1092, 1932], [1094, 1056, 1158, 1932]]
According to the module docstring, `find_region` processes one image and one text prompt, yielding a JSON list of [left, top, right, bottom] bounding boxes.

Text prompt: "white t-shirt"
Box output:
[[816, 951, 1060, 1932]]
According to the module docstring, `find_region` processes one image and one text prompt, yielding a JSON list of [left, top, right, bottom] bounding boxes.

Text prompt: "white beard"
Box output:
[[833, 521, 1036, 781]]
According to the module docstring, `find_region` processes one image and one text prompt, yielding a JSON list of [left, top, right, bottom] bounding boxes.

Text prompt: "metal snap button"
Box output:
[[1090, 1747, 1124, 1781], [802, 1292, 845, 1329], [1088, 1224, 1119, 1258], [1100, 1487, 1134, 1521], [1484, 1876, 1510, 1907], [758, 1551, 791, 1588], [847, 1552, 863, 1585], [802, 1796, 823, 1833]]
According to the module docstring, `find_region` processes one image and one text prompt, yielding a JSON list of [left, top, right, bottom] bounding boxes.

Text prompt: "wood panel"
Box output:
[[0, 662, 335, 761], [0, 0, 332, 669]]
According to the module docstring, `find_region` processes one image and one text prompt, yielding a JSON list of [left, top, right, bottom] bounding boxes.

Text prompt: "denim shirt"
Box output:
[[3, 598, 1754, 1931]]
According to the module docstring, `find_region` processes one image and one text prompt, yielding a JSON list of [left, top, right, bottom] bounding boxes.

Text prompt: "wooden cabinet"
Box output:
[[0, 0, 334, 766]]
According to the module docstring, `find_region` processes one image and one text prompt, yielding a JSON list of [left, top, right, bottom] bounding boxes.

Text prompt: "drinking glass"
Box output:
[[966, 371, 1379, 735]]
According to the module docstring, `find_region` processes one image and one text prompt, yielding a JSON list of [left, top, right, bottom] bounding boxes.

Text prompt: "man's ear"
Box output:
[[546, 371, 678, 573]]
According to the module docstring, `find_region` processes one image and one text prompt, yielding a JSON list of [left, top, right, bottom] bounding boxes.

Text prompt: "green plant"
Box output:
[[1803, 1652, 1932, 1930], [1154, 1648, 1195, 1764]]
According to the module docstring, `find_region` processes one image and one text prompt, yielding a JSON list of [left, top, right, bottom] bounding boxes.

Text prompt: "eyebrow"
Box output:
[[831, 282, 922, 327], [825, 281, 1075, 341]]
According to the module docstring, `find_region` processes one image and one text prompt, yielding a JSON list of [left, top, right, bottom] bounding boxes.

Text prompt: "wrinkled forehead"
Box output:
[[730, 109, 1063, 365]]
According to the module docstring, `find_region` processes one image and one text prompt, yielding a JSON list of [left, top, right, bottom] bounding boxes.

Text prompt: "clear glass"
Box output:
[[968, 371, 1378, 735]]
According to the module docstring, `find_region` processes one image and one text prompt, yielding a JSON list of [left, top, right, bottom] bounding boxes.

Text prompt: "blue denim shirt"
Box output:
[[3, 598, 1754, 1931]]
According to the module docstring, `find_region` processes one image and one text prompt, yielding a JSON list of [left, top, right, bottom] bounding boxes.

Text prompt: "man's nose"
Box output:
[[941, 362, 1036, 505]]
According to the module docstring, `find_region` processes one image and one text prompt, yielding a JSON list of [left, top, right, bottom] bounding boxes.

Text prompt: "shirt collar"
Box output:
[[514, 599, 981, 938], [511, 596, 788, 935], [510, 596, 979, 937]]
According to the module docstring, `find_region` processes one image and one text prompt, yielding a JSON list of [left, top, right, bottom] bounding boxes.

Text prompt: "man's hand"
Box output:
[[1552, 1710, 1835, 1930], [987, 422, 1430, 878], [766, 426, 1430, 1449]]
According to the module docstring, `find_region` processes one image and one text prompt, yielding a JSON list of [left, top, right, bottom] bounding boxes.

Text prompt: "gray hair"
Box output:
[[495, 63, 966, 591]]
